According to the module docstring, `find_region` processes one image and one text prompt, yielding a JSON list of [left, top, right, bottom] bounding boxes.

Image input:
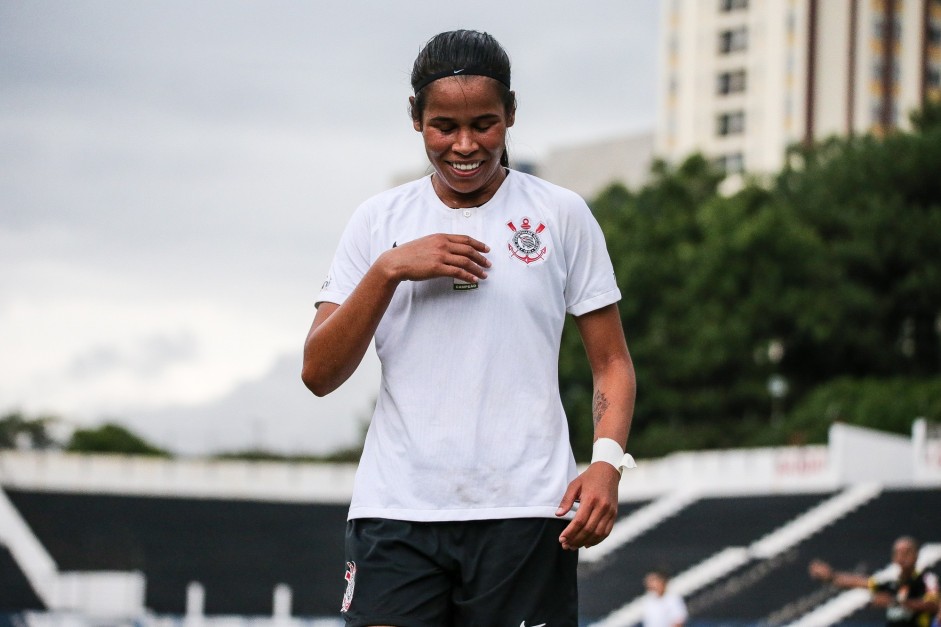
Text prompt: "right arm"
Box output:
[[808, 560, 871, 589], [301, 233, 491, 396]]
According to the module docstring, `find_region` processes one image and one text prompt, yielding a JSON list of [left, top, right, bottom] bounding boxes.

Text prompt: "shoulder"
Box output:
[[507, 169, 587, 207], [335, 177, 431, 246], [342, 176, 432, 233], [506, 170, 599, 234], [358, 175, 431, 213], [919, 570, 939, 591]]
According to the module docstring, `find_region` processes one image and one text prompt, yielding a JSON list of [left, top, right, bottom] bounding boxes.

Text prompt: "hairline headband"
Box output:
[[413, 68, 511, 94]]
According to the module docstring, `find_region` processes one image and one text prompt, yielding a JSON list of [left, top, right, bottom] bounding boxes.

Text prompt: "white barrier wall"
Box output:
[[913, 418, 941, 484], [55, 571, 145, 618], [828, 422, 913, 486], [0, 422, 935, 505], [0, 453, 358, 502], [617, 444, 835, 501]]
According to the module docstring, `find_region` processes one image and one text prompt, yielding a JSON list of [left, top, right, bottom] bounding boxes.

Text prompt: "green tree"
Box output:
[[563, 155, 728, 459], [784, 377, 941, 442], [0, 412, 58, 449], [775, 118, 941, 380], [560, 105, 941, 459], [66, 423, 170, 457]]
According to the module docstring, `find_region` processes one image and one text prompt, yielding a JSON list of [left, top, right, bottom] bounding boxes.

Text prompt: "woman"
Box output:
[[302, 29, 636, 627]]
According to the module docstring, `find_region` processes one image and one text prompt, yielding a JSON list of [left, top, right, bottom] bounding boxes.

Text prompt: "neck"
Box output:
[[431, 168, 508, 209]]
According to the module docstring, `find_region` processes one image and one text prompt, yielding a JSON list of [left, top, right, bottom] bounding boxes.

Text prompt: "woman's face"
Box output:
[[412, 76, 515, 208]]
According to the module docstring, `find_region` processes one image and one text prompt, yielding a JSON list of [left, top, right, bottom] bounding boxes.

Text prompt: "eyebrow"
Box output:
[[427, 113, 502, 124]]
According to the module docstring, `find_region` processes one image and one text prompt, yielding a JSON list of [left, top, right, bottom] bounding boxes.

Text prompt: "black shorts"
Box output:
[[340, 517, 578, 627]]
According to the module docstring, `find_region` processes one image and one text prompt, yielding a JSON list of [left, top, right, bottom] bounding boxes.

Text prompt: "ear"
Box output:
[[506, 92, 516, 128], [409, 96, 422, 131]]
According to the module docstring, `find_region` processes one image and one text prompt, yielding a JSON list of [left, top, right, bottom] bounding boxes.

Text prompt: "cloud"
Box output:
[[0, 0, 660, 452], [122, 350, 378, 456], [68, 331, 198, 380]]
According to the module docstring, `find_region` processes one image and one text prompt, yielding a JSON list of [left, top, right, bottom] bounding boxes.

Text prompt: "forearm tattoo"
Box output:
[[592, 390, 610, 428]]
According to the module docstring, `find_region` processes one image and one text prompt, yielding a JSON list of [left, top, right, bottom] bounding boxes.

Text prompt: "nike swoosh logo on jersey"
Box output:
[[520, 622, 546, 627]]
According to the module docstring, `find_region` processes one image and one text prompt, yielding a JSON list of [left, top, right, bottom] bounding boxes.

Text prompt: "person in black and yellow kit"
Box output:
[[810, 536, 939, 627]]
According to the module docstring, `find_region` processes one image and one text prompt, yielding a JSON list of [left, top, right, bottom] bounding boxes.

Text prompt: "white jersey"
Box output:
[[317, 170, 621, 522], [642, 592, 688, 627]]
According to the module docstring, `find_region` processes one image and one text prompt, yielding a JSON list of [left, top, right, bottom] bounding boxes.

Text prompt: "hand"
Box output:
[[556, 462, 620, 551], [379, 234, 491, 284], [808, 559, 833, 582]]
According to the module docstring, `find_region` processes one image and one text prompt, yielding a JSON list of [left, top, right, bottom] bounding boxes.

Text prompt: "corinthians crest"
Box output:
[[506, 217, 548, 264]]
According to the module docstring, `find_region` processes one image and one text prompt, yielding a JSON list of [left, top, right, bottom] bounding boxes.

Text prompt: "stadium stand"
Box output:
[[0, 420, 938, 626], [0, 543, 44, 611], [5, 489, 349, 616], [675, 488, 941, 625], [579, 491, 836, 622]]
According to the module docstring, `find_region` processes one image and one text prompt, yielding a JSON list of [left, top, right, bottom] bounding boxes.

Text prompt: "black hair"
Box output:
[[410, 30, 516, 167], [646, 569, 671, 581]]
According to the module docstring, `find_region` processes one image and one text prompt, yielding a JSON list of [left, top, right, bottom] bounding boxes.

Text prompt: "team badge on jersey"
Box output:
[[340, 561, 356, 612], [507, 217, 548, 264]]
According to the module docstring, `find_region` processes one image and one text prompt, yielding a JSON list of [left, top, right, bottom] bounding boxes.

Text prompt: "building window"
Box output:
[[717, 69, 747, 94], [719, 27, 748, 54], [927, 67, 941, 88], [872, 61, 900, 82], [714, 152, 745, 174], [928, 21, 941, 45], [717, 111, 746, 135], [719, 0, 749, 11], [873, 17, 902, 40], [871, 102, 899, 125]]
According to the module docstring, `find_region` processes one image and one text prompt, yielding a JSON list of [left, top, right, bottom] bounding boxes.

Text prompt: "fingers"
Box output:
[[560, 497, 616, 551], [557, 471, 618, 551], [444, 234, 491, 279], [556, 481, 579, 518], [388, 234, 492, 283]]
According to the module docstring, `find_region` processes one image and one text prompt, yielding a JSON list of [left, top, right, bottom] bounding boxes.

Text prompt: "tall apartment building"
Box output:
[[656, 0, 941, 175]]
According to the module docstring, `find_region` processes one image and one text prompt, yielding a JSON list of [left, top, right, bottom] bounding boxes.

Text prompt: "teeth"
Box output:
[[452, 162, 481, 171]]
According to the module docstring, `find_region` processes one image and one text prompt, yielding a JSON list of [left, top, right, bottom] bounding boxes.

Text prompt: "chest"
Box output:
[[378, 207, 567, 307]]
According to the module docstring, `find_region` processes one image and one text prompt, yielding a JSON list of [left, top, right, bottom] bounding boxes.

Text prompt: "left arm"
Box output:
[[870, 594, 940, 615], [557, 303, 636, 550], [895, 597, 940, 615]]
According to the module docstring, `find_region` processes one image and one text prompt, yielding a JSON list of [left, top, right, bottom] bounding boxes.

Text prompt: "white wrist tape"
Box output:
[[591, 438, 637, 475]]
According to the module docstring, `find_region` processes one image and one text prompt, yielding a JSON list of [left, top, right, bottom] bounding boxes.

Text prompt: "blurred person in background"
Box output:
[[642, 569, 688, 627], [809, 535, 939, 626]]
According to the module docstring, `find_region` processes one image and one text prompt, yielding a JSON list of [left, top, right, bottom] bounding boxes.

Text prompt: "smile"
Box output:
[[450, 161, 482, 172]]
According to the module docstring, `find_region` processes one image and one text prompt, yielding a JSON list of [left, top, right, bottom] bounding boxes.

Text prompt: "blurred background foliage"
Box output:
[[564, 101, 941, 460]]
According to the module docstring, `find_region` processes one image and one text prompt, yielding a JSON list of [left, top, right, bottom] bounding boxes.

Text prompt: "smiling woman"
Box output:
[[408, 29, 517, 209], [301, 29, 636, 627], [412, 75, 515, 208]]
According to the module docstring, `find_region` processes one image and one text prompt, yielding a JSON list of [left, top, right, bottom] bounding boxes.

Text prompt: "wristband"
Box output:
[[591, 438, 637, 476]]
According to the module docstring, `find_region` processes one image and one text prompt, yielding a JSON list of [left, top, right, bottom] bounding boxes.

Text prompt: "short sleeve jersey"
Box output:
[[870, 569, 940, 627], [318, 171, 621, 522]]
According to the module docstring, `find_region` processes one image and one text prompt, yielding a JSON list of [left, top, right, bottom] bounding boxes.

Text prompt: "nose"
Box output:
[[452, 128, 477, 155]]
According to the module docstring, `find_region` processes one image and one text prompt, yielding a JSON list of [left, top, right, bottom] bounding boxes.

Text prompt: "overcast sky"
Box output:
[[0, 1, 662, 455]]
